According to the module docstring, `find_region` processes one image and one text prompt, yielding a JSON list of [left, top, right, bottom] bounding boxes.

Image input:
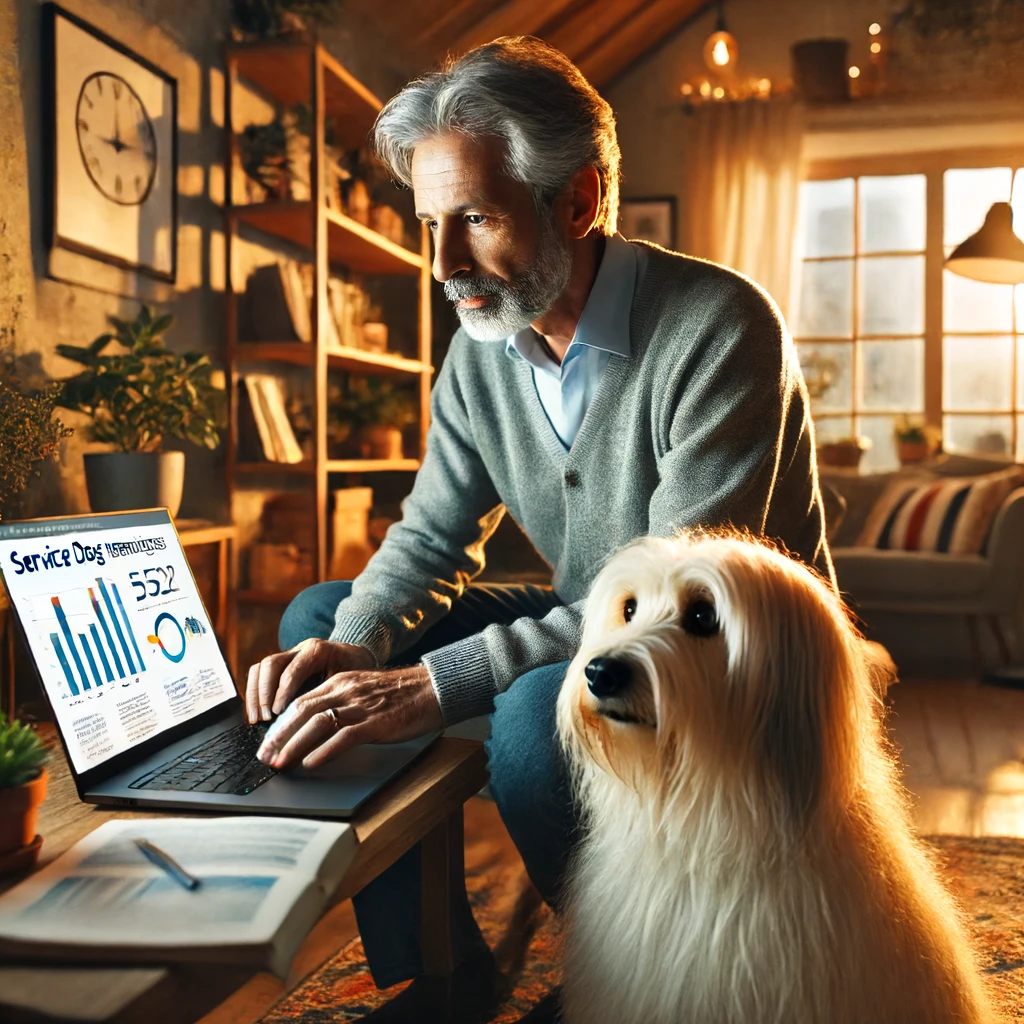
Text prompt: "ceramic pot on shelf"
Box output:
[[360, 426, 403, 461]]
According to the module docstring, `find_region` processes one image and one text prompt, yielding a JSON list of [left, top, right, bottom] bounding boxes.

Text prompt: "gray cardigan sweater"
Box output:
[[329, 243, 832, 725]]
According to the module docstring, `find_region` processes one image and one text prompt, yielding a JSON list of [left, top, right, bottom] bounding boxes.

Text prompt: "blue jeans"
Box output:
[[278, 581, 580, 988]]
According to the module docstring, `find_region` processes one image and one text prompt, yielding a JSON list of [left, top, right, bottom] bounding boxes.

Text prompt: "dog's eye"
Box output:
[[682, 599, 718, 638], [623, 597, 637, 623]]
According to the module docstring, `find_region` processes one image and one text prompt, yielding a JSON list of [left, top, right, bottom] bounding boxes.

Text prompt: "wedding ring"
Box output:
[[325, 706, 342, 730]]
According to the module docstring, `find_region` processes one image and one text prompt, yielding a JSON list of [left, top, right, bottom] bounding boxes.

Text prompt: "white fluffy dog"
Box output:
[[556, 532, 993, 1024]]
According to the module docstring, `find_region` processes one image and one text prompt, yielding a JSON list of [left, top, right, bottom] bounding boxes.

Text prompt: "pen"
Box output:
[[134, 838, 202, 891]]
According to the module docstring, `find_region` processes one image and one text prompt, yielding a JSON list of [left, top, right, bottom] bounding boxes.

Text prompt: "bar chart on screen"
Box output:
[[35, 578, 149, 700]]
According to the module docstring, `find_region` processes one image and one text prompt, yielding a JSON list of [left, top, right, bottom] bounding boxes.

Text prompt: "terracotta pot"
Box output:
[[817, 439, 868, 469], [361, 426, 403, 461], [898, 440, 931, 465], [0, 769, 47, 856]]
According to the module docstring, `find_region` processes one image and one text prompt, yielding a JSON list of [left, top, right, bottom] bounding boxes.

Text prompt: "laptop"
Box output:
[[0, 509, 437, 818]]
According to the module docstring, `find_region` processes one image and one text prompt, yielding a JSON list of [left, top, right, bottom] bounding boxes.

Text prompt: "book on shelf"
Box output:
[[244, 260, 311, 343], [327, 278, 370, 351], [242, 374, 305, 464], [0, 816, 356, 977], [298, 264, 341, 349]]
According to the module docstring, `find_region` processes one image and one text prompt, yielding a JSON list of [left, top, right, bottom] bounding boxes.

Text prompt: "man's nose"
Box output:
[[431, 223, 473, 283]]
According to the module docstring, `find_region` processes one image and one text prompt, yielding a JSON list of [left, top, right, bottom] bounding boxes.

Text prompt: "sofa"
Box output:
[[825, 454, 1024, 679]]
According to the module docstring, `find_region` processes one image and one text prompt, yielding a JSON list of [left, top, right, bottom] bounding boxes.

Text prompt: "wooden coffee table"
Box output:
[[0, 727, 488, 1024]]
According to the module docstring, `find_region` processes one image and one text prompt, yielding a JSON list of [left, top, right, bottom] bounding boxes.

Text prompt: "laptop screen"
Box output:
[[0, 511, 236, 775]]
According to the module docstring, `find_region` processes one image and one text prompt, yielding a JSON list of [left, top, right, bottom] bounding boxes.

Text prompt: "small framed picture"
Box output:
[[45, 4, 177, 281], [619, 196, 677, 250]]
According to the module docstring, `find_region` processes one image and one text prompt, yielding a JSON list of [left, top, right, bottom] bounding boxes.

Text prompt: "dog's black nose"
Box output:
[[585, 656, 632, 698]]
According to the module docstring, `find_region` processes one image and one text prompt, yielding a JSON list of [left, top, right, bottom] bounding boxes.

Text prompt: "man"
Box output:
[[246, 35, 832, 1018]]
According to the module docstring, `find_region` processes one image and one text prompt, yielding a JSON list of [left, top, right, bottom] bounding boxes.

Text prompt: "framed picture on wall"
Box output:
[[619, 196, 676, 251], [44, 4, 177, 282]]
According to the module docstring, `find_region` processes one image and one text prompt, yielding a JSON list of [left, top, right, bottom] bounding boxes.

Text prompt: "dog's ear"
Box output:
[[749, 563, 856, 826]]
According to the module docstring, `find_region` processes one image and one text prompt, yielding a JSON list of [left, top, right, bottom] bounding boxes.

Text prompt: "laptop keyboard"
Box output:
[[129, 722, 277, 796]]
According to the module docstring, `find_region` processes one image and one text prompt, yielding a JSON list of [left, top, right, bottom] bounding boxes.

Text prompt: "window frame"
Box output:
[[803, 146, 1024, 461]]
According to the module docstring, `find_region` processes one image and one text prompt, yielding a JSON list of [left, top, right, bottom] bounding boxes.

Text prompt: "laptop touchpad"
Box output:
[[289, 737, 435, 780]]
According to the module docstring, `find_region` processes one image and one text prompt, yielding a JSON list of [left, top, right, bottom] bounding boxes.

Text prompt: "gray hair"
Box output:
[[372, 36, 621, 235]]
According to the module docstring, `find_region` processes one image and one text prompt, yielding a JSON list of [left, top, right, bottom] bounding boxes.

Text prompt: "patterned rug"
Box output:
[[260, 823, 1024, 1022]]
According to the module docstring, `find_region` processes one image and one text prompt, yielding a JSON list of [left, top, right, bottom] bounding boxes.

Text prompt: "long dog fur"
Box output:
[[556, 533, 993, 1024]]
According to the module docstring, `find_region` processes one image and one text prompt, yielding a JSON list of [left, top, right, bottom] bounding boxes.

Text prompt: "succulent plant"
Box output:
[[0, 711, 47, 790]]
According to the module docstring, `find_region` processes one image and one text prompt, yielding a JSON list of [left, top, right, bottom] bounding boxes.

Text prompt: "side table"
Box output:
[[0, 726, 488, 1024]]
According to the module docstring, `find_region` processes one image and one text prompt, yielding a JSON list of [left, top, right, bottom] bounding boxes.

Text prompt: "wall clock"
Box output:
[[46, 4, 177, 281]]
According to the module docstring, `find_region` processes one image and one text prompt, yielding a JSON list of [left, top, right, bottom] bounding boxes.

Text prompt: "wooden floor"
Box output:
[[889, 677, 1024, 837]]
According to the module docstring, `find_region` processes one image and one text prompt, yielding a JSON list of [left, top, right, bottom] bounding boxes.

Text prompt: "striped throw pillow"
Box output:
[[856, 467, 1024, 555]]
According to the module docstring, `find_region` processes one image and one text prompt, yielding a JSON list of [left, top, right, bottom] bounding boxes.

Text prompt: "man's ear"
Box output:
[[558, 165, 602, 239]]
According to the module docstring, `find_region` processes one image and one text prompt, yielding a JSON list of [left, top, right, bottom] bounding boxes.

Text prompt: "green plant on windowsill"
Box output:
[[894, 414, 941, 465], [55, 305, 225, 516]]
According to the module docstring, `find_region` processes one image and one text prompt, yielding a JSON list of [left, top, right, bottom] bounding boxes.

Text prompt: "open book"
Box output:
[[0, 816, 356, 977]]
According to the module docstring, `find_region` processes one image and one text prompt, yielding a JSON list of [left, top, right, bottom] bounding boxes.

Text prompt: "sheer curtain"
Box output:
[[681, 99, 806, 322]]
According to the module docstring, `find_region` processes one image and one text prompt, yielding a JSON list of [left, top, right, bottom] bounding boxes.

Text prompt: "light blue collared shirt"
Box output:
[[505, 234, 644, 449]]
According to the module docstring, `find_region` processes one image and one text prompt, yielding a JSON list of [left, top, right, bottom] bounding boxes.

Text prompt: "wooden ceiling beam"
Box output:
[[578, 0, 707, 86], [414, 0, 488, 49], [451, 0, 580, 56], [546, 0, 644, 62]]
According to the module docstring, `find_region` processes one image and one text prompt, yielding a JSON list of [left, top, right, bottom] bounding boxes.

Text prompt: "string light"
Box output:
[[713, 86, 725, 99], [868, 22, 881, 34], [848, 65, 861, 78], [870, 41, 881, 53]]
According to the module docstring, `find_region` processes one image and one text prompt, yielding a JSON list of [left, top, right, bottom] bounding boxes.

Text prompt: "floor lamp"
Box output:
[[945, 202, 1024, 684]]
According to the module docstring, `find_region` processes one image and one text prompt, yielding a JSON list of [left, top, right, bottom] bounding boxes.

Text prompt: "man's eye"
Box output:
[[465, 214, 486, 226], [623, 597, 637, 623], [426, 221, 437, 231]]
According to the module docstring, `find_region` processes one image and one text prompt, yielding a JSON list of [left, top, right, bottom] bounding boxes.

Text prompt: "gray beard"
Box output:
[[444, 219, 573, 342]]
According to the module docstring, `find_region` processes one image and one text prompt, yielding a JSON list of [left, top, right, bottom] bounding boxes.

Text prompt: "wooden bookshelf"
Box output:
[[235, 341, 431, 377], [225, 41, 433, 593], [235, 458, 422, 475], [226, 41, 381, 144], [232, 202, 424, 276]]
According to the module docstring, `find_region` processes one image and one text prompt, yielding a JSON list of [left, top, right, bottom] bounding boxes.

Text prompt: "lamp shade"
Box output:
[[945, 202, 1024, 284]]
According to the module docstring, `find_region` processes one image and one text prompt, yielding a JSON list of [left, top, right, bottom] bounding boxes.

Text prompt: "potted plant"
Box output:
[[894, 415, 941, 465], [237, 117, 290, 200], [56, 306, 224, 517], [817, 434, 872, 470], [230, 0, 345, 40], [340, 378, 418, 460], [0, 345, 73, 522], [0, 711, 48, 874]]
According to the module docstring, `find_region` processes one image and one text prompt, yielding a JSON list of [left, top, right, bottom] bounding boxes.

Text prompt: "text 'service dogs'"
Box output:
[[556, 533, 993, 1024]]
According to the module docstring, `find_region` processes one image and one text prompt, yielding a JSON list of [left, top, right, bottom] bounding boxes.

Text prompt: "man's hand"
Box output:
[[254, 663, 442, 771], [245, 638, 377, 724]]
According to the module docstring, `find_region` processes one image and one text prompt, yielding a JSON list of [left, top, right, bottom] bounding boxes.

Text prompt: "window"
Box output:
[[795, 174, 926, 472], [795, 157, 1024, 471], [942, 167, 1024, 461]]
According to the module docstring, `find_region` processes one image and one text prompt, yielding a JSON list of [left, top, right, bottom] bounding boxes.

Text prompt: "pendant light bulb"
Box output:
[[703, 0, 738, 72]]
